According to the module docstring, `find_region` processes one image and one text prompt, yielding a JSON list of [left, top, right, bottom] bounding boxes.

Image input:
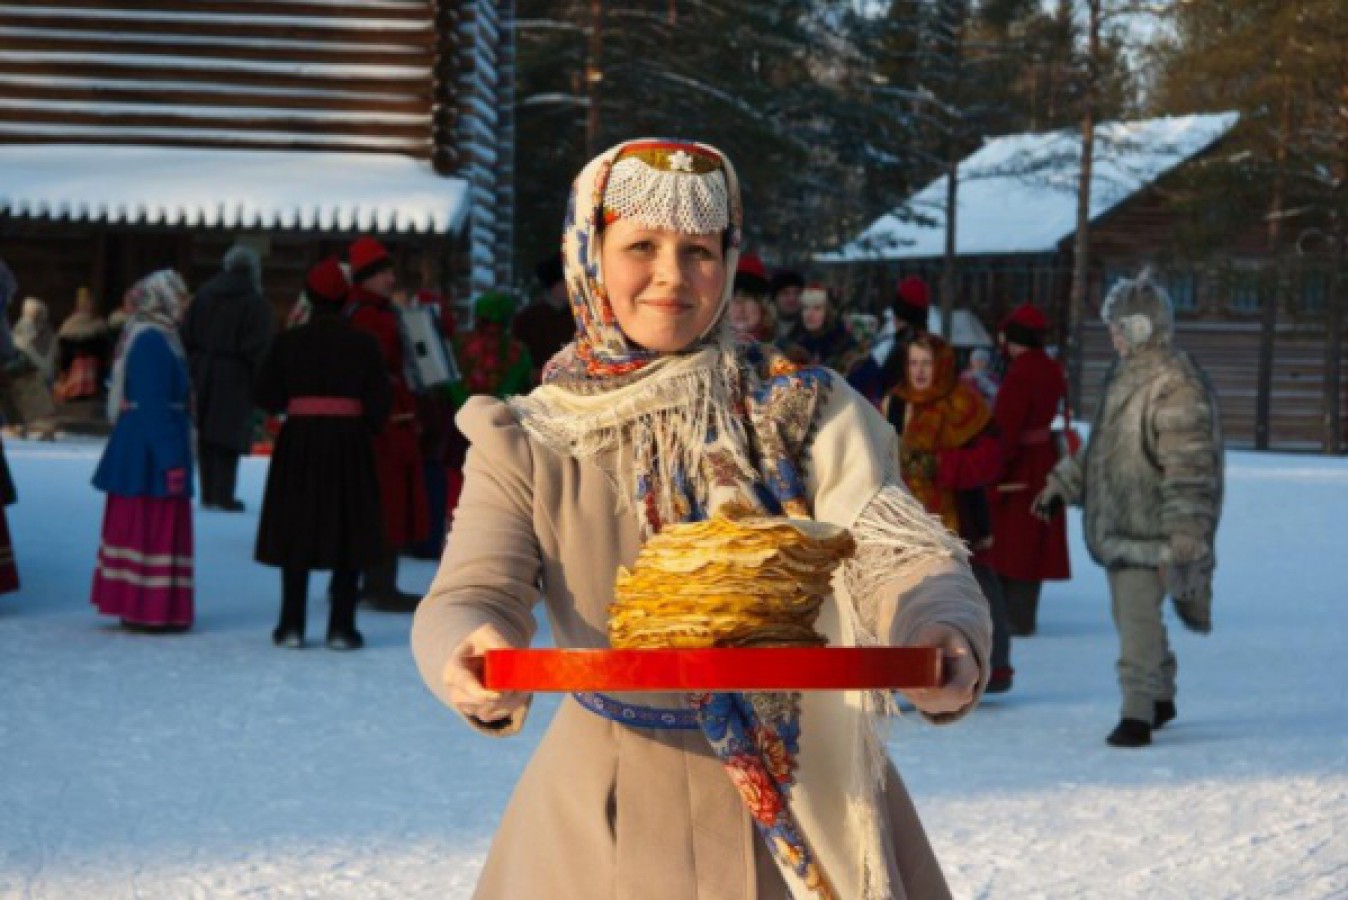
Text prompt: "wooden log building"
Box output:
[[824, 112, 1348, 452], [0, 0, 516, 324]]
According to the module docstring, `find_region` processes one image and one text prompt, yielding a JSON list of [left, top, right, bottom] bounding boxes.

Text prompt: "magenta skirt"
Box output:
[[91, 494, 194, 628], [0, 506, 18, 595]]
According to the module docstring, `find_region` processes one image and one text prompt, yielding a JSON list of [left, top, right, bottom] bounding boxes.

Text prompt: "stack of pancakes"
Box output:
[[608, 515, 856, 649]]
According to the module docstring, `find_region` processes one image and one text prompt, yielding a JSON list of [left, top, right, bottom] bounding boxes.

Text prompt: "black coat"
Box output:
[[181, 269, 276, 452], [253, 312, 392, 570]]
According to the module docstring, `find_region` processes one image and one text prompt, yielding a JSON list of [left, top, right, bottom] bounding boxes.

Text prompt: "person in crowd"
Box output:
[[988, 303, 1071, 637], [9, 297, 59, 440], [90, 270, 194, 632], [346, 236, 427, 610], [780, 283, 883, 402], [412, 138, 990, 898], [885, 333, 1014, 694], [961, 347, 999, 404], [767, 267, 804, 340], [405, 272, 460, 562], [253, 257, 392, 650], [55, 286, 110, 402], [180, 243, 276, 511], [441, 290, 533, 530], [877, 274, 932, 398], [727, 252, 776, 342], [512, 254, 576, 385], [14, 298, 58, 386], [0, 262, 23, 594], [1034, 271, 1223, 748]]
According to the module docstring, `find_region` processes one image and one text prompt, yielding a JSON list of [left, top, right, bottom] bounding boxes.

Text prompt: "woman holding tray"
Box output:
[[412, 139, 991, 899]]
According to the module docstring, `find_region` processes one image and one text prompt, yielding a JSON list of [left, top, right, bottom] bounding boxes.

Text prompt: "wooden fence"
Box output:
[[1080, 322, 1345, 451]]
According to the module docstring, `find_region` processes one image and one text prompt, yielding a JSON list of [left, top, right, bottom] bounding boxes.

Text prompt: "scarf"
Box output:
[[892, 338, 991, 532], [508, 140, 848, 896], [107, 270, 189, 423]]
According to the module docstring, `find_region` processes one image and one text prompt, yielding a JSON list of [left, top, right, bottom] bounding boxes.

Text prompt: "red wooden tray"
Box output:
[[482, 647, 944, 693]]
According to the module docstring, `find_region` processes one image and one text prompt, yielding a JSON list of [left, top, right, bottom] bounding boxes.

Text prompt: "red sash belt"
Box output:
[[1019, 428, 1053, 446], [288, 397, 362, 417]]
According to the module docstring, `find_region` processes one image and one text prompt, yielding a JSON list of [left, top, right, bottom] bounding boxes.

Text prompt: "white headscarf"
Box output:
[[106, 270, 189, 422]]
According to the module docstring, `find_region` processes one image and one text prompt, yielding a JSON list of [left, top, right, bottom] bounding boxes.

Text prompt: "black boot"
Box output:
[[327, 569, 364, 650], [1106, 718, 1152, 748], [361, 552, 421, 612], [1153, 700, 1177, 729], [985, 666, 1015, 694], [273, 567, 308, 648]]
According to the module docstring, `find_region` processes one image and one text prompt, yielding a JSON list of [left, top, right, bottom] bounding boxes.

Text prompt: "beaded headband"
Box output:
[[601, 140, 730, 235]]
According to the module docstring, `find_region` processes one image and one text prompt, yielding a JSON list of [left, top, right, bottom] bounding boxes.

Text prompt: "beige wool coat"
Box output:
[[412, 374, 992, 900]]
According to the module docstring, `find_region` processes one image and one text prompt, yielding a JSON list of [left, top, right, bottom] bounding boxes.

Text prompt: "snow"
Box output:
[[2, 436, 1346, 898], [0, 145, 469, 234], [823, 112, 1241, 262]]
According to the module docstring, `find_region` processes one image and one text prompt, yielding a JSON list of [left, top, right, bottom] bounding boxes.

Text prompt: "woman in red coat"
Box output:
[[989, 303, 1071, 635], [346, 236, 429, 611]]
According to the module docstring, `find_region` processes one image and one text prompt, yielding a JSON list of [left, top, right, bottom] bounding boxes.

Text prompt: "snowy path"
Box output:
[[1, 440, 1345, 898]]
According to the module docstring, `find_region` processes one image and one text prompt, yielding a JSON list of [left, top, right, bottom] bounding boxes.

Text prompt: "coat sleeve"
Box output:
[[360, 335, 393, 433], [127, 331, 191, 477], [937, 427, 1003, 491], [1151, 370, 1221, 544], [411, 396, 542, 736], [240, 294, 277, 374], [992, 364, 1031, 472]]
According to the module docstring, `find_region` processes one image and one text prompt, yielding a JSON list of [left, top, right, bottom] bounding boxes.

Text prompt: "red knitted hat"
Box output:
[[896, 275, 930, 310], [304, 256, 349, 306], [348, 236, 393, 284], [734, 253, 770, 296], [1004, 302, 1049, 332]]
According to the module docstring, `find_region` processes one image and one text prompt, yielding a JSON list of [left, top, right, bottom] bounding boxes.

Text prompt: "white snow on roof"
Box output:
[[0, 51, 429, 79], [1, 6, 428, 31], [824, 112, 1240, 262], [0, 145, 469, 234]]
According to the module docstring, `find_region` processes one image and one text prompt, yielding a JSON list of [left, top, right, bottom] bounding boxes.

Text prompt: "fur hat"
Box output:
[[734, 253, 770, 297], [769, 269, 804, 297], [1002, 302, 1048, 348], [348, 236, 394, 285], [893, 275, 931, 330], [304, 256, 349, 307], [1102, 269, 1173, 350]]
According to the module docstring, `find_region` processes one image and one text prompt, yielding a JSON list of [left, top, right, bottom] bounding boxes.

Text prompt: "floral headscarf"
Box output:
[[107, 269, 189, 422], [510, 138, 831, 538]]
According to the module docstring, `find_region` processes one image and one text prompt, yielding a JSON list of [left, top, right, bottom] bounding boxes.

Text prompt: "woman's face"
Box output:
[[600, 219, 725, 352], [908, 345, 935, 391], [728, 293, 763, 335], [801, 299, 828, 332]]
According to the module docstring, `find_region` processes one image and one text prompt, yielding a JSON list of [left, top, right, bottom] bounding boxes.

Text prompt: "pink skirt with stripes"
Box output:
[[91, 494, 194, 628]]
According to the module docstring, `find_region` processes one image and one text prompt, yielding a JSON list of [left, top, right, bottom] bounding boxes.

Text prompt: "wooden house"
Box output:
[[0, 0, 515, 324], [823, 112, 1348, 451]]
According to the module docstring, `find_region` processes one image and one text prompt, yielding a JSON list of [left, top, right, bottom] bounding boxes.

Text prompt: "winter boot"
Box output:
[[1106, 718, 1152, 748], [361, 553, 421, 612], [1153, 700, 1177, 729], [985, 666, 1015, 694], [327, 569, 364, 650], [273, 567, 308, 648]]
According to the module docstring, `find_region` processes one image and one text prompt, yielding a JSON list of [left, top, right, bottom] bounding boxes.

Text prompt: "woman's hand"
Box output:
[[442, 623, 530, 728], [898, 623, 980, 717]]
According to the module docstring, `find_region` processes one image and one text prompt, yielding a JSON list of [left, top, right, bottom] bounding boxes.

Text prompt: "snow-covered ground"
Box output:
[[1, 438, 1345, 898]]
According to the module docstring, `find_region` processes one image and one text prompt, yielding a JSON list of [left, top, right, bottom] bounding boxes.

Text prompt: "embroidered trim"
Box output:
[[572, 691, 700, 730]]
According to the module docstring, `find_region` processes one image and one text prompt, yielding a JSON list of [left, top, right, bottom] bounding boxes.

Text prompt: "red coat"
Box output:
[[988, 348, 1070, 581], [347, 287, 428, 546]]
